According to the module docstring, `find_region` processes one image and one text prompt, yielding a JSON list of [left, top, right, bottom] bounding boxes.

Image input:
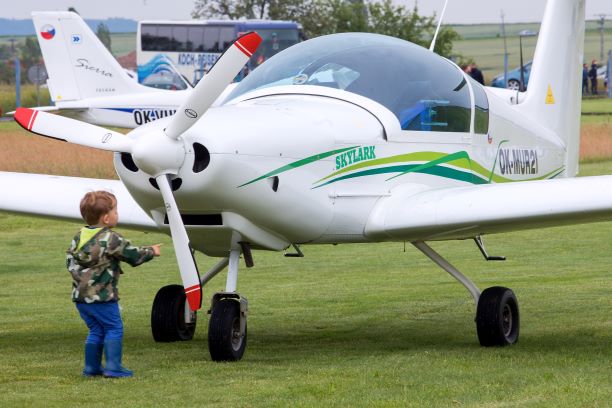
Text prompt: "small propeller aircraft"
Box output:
[[2, 0, 611, 361], [26, 11, 211, 128]]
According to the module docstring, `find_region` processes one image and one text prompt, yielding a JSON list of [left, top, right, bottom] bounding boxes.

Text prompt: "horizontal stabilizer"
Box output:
[[6, 106, 60, 116]]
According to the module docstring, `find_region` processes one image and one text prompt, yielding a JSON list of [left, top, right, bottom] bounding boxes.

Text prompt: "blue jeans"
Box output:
[[75, 302, 123, 344]]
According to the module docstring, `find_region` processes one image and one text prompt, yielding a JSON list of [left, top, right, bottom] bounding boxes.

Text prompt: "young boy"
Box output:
[[66, 191, 161, 378]]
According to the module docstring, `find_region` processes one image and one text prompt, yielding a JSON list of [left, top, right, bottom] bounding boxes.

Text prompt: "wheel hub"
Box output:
[[231, 317, 243, 350], [502, 304, 513, 337]]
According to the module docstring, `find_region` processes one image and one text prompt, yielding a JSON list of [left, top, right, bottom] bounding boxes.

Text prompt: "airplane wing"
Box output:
[[0, 172, 157, 230], [365, 175, 612, 241]]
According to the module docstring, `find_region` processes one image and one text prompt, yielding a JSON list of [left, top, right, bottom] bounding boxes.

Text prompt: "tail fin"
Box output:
[[517, 0, 585, 177], [32, 11, 148, 103]]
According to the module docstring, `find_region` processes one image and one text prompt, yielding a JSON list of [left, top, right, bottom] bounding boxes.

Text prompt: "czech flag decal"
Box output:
[[40, 25, 56, 40]]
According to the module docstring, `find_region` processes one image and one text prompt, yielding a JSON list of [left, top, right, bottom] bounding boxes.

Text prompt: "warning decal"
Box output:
[[545, 85, 555, 104]]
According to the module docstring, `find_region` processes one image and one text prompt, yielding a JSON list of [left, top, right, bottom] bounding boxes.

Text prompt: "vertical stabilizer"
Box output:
[[32, 11, 149, 103], [518, 0, 585, 177]]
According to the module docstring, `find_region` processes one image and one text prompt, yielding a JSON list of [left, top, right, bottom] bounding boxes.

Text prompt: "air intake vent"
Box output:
[[163, 213, 223, 226], [149, 177, 182, 191], [120, 153, 138, 172], [192, 143, 210, 173]]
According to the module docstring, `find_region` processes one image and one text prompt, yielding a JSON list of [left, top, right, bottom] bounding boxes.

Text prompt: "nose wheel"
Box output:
[[208, 294, 248, 361]]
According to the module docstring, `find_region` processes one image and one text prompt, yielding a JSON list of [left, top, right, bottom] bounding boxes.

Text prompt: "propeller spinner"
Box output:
[[14, 32, 263, 311]]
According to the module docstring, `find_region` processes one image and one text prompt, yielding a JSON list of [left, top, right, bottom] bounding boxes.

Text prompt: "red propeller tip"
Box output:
[[14, 107, 38, 131], [184, 284, 202, 311], [235, 32, 262, 57]]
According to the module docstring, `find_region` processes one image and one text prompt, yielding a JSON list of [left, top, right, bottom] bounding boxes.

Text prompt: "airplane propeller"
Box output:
[[14, 32, 263, 311], [13, 107, 133, 153]]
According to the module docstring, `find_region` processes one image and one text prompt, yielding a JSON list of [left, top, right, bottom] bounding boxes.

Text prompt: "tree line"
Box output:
[[1, 0, 461, 85], [192, 0, 460, 57]]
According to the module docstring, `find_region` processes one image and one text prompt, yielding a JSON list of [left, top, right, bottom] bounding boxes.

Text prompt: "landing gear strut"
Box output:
[[207, 244, 249, 361], [413, 241, 520, 346]]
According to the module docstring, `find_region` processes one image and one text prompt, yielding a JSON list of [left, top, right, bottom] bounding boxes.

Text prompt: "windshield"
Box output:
[[250, 29, 300, 67], [227, 33, 471, 132]]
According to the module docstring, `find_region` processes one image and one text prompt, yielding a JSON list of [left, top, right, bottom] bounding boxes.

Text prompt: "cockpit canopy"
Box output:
[[227, 33, 485, 133]]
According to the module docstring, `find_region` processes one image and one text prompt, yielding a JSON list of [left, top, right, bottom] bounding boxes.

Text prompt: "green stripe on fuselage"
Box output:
[[238, 146, 358, 188], [313, 164, 488, 189]]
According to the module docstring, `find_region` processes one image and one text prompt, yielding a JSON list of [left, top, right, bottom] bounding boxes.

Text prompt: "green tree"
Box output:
[[192, 0, 269, 19], [96, 22, 112, 52], [20, 37, 42, 71], [0, 43, 12, 60], [0, 60, 15, 85], [191, 0, 459, 58]]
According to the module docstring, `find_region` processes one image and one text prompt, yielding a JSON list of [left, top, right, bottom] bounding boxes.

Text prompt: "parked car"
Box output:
[[491, 61, 532, 90], [141, 70, 189, 90]]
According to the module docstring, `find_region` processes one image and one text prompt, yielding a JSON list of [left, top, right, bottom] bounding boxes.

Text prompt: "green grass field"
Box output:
[[0, 161, 610, 406]]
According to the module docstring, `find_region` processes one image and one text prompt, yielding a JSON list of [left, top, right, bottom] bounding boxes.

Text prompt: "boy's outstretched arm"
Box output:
[[151, 244, 162, 257], [107, 231, 157, 266]]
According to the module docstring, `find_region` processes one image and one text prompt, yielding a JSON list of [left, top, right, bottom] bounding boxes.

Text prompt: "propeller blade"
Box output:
[[164, 32, 262, 139], [155, 174, 202, 311], [14, 107, 133, 153]]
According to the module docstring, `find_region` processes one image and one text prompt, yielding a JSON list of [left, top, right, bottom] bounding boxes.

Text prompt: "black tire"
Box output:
[[476, 286, 520, 347], [151, 284, 197, 342], [208, 299, 247, 361]]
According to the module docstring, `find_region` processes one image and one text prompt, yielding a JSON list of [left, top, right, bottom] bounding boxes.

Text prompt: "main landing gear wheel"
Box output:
[[208, 299, 247, 361], [151, 284, 197, 342], [476, 286, 520, 347]]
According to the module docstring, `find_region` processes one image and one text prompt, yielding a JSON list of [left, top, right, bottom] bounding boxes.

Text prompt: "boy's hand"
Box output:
[[151, 244, 162, 257]]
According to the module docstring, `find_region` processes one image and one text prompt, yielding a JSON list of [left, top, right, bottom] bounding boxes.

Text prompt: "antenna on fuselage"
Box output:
[[429, 0, 449, 52]]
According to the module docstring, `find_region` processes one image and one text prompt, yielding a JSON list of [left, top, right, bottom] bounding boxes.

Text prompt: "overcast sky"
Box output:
[[4, 0, 612, 24]]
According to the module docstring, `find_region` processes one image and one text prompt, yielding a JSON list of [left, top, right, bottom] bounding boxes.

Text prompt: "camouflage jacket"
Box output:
[[66, 227, 155, 303]]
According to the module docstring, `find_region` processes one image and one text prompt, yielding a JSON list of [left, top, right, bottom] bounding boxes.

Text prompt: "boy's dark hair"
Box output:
[[80, 191, 116, 225]]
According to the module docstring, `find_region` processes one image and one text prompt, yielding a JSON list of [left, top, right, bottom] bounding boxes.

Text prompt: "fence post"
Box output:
[[15, 57, 21, 108], [607, 49, 611, 99]]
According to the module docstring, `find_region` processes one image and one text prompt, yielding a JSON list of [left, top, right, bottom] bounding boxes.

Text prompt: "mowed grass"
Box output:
[[0, 164, 611, 406], [0, 122, 117, 179], [0, 118, 611, 405]]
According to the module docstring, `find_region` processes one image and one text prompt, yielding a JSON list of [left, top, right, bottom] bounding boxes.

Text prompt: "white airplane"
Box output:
[[2, 0, 610, 362], [28, 11, 236, 128]]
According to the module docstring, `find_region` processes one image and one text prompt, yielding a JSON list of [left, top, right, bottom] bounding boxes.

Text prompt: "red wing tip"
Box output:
[[236, 32, 262, 56], [14, 107, 35, 129], [185, 285, 202, 311]]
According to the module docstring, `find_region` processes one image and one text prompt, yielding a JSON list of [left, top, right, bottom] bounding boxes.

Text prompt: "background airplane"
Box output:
[[26, 11, 235, 128], [2, 0, 610, 362]]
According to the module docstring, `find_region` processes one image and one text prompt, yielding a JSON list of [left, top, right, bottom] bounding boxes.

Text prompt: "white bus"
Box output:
[[137, 19, 303, 89]]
